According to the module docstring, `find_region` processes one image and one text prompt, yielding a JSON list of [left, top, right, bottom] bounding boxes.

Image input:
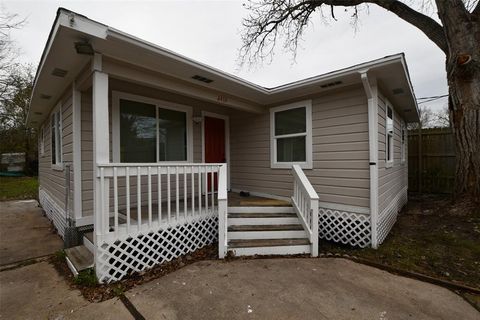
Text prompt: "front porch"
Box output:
[[74, 55, 320, 283]]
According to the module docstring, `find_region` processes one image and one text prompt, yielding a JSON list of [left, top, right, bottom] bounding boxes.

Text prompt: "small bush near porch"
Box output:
[[320, 194, 480, 290], [0, 176, 38, 201]]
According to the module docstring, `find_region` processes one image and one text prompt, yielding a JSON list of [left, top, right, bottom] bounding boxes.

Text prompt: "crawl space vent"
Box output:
[[192, 75, 213, 83], [40, 94, 52, 100]]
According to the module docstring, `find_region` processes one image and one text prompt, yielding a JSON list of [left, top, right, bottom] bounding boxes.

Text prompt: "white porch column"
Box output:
[[92, 53, 110, 246], [361, 71, 379, 249], [72, 84, 82, 223]]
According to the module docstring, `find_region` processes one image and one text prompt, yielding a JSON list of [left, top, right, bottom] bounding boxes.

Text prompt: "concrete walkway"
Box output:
[[126, 258, 479, 320], [0, 200, 63, 266]]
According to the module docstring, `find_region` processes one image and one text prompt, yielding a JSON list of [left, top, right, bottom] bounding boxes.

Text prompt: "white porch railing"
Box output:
[[291, 165, 319, 256], [95, 163, 228, 243]]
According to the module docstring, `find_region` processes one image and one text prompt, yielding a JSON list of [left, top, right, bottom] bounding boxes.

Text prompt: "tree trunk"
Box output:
[[437, 1, 480, 202]]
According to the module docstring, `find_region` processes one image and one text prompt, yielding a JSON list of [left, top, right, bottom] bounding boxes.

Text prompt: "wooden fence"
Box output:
[[408, 128, 456, 194]]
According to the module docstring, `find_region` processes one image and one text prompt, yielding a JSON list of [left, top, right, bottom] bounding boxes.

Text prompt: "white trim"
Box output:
[[270, 100, 313, 169], [318, 201, 370, 215], [65, 256, 79, 277], [401, 121, 406, 164], [361, 71, 379, 248], [201, 111, 231, 189], [112, 91, 193, 163], [72, 84, 83, 221], [227, 206, 294, 213], [385, 102, 394, 168], [50, 101, 63, 170], [39, 125, 45, 157]]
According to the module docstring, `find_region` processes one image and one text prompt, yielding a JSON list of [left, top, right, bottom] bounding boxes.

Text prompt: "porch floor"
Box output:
[[110, 192, 290, 227]]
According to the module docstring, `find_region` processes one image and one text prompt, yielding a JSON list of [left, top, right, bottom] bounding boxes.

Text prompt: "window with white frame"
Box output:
[[270, 100, 312, 169], [50, 106, 62, 167], [401, 122, 406, 163], [115, 93, 191, 163], [386, 105, 394, 165]]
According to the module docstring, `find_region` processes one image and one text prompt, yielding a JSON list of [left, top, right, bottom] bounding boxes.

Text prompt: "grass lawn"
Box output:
[[0, 176, 39, 201], [319, 194, 480, 289]]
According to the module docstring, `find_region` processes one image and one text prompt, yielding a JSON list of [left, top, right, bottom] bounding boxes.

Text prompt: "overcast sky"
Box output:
[[3, 0, 448, 111]]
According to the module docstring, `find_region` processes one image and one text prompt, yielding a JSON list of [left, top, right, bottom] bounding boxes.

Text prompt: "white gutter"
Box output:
[[360, 71, 379, 249]]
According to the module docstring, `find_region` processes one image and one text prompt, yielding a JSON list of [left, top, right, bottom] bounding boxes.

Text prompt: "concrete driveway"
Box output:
[[126, 258, 479, 320], [0, 200, 63, 266]]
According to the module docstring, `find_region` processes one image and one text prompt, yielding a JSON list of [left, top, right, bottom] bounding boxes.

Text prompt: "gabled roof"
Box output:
[[28, 8, 419, 127]]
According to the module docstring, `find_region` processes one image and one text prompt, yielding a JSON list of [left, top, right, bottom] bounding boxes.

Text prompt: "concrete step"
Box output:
[[65, 245, 94, 276], [228, 206, 294, 214], [228, 211, 297, 218], [228, 224, 303, 232], [228, 238, 311, 256], [228, 216, 300, 226]]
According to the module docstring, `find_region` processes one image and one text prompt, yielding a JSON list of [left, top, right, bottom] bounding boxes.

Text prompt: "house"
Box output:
[[27, 8, 419, 283]]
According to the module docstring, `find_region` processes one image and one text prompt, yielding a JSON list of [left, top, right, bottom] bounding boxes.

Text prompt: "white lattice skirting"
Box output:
[[96, 215, 218, 283], [319, 208, 371, 248], [39, 188, 67, 238], [377, 187, 408, 245]]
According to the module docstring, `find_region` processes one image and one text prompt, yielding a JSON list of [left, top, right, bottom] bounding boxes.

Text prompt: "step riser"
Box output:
[[228, 206, 294, 214], [83, 236, 95, 254], [228, 230, 307, 240], [230, 245, 311, 256], [228, 217, 299, 226]]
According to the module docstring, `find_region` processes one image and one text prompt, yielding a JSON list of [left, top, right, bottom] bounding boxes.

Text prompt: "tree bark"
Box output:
[[436, 0, 480, 201]]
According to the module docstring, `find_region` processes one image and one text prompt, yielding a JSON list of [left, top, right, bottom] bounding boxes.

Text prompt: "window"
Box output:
[[114, 92, 192, 163], [386, 105, 394, 166], [51, 105, 62, 168], [270, 100, 312, 169], [401, 122, 406, 163]]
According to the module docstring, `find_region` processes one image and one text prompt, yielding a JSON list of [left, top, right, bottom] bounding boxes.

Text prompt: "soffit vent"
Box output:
[[192, 75, 213, 84], [392, 88, 404, 95], [40, 94, 52, 100], [320, 80, 342, 88], [51, 68, 68, 78]]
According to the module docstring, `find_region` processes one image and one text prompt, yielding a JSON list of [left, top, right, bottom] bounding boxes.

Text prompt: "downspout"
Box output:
[[360, 71, 379, 249]]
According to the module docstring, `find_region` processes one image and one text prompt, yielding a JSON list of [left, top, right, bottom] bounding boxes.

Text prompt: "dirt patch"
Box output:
[[319, 193, 480, 289], [50, 245, 218, 302]]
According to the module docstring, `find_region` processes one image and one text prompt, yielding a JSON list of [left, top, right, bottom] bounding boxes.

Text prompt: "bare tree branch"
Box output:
[[239, 0, 448, 66]]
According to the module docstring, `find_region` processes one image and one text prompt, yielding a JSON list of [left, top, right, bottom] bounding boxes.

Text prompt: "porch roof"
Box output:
[[27, 8, 419, 127]]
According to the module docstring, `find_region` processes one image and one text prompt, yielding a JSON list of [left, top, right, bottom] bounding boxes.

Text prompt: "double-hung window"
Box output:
[[270, 100, 312, 169], [114, 92, 192, 163], [386, 104, 394, 167], [51, 104, 63, 168]]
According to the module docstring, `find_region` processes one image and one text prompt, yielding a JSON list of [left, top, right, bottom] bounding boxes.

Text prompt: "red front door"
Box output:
[[204, 116, 226, 192]]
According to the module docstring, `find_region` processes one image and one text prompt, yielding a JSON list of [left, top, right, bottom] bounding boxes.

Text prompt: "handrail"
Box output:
[[292, 165, 319, 200], [291, 164, 319, 257]]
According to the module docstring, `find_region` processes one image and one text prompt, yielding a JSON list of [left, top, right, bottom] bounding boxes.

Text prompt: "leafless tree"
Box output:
[[0, 7, 26, 101], [240, 0, 480, 201]]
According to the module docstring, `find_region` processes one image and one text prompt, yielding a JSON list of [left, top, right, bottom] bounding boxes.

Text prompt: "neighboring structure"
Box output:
[[0, 153, 25, 174], [27, 8, 418, 282]]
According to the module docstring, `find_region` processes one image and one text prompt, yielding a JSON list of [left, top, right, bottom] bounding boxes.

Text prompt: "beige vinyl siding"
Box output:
[[38, 90, 74, 211], [231, 84, 370, 208], [377, 91, 408, 214]]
